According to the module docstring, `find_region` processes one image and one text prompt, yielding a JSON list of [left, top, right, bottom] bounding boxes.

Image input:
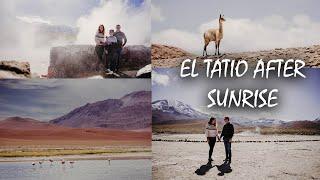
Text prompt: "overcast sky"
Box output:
[[0, 79, 150, 121], [152, 0, 320, 54], [152, 68, 320, 121]]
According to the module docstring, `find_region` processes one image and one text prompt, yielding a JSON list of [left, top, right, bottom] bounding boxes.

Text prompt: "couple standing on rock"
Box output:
[[95, 24, 127, 75], [205, 117, 234, 164]]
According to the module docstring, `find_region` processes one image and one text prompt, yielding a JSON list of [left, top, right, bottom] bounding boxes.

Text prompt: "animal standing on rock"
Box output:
[[203, 14, 226, 56]]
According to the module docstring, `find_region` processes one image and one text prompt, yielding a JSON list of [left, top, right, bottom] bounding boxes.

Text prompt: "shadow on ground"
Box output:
[[195, 161, 232, 176], [216, 162, 232, 176], [195, 161, 214, 175]]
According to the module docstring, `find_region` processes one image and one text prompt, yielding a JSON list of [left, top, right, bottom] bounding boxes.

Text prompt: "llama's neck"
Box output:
[[219, 22, 223, 34]]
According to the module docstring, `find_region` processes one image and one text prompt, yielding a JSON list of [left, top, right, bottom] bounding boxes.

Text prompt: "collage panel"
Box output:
[[0, 0, 151, 79], [0, 79, 151, 179], [0, 0, 320, 179], [152, 68, 320, 179], [151, 0, 320, 179]]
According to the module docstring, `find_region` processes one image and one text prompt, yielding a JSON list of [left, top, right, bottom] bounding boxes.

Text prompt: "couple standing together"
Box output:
[[205, 117, 234, 164], [95, 24, 127, 75]]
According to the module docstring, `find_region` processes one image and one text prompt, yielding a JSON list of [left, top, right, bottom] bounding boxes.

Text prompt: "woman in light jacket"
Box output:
[[95, 25, 106, 66], [205, 117, 220, 162]]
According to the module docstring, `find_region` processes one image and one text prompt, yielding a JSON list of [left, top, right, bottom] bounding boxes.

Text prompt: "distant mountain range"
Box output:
[[50, 91, 151, 130], [152, 100, 208, 123], [152, 99, 319, 128], [0, 91, 151, 130]]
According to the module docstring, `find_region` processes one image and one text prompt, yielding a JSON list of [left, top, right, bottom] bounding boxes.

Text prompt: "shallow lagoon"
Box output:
[[0, 159, 151, 180]]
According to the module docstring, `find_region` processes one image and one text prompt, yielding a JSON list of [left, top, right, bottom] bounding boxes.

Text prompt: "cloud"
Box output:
[[152, 71, 170, 86], [0, 79, 150, 120], [151, 3, 165, 22], [76, 0, 150, 46], [16, 16, 52, 25], [0, 0, 150, 75], [152, 15, 320, 54], [152, 29, 199, 53]]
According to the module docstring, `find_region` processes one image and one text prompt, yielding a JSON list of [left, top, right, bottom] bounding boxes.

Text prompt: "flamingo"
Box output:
[[108, 159, 111, 165], [61, 159, 65, 164], [49, 159, 53, 163], [32, 162, 36, 166]]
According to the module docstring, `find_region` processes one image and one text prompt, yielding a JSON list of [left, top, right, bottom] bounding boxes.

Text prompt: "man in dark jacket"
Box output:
[[220, 117, 234, 163], [114, 24, 127, 72]]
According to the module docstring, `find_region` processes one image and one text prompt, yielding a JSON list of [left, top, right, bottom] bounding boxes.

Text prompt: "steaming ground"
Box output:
[[152, 134, 320, 179], [0, 0, 150, 75]]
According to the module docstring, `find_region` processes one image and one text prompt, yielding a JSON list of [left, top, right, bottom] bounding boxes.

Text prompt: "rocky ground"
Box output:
[[0, 61, 31, 79], [152, 44, 320, 68], [152, 134, 320, 180], [151, 44, 194, 60]]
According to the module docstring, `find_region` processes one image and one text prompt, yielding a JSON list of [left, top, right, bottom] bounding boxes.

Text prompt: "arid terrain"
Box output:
[[152, 134, 320, 180], [152, 44, 320, 68], [0, 91, 152, 159]]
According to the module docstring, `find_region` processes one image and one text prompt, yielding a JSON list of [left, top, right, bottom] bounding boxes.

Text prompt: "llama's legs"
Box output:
[[203, 42, 209, 56], [214, 43, 218, 55], [217, 40, 221, 55], [203, 45, 206, 56]]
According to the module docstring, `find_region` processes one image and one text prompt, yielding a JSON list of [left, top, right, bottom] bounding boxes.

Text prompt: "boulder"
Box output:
[[48, 45, 150, 78], [0, 61, 31, 79], [136, 64, 151, 78]]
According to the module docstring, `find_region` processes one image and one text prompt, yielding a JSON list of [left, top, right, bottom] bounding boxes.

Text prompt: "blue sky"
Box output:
[[129, 0, 145, 7], [152, 68, 320, 121], [0, 79, 150, 121]]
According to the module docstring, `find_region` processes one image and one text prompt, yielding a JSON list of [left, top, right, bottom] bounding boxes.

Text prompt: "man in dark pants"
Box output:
[[104, 29, 118, 74], [114, 24, 127, 72], [220, 117, 234, 164]]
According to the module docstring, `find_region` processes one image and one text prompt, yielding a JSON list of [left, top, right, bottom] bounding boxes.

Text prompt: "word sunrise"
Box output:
[[207, 88, 278, 108], [180, 58, 306, 109]]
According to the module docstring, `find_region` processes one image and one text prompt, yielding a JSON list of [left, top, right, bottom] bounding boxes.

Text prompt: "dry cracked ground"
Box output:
[[152, 44, 320, 68], [152, 134, 320, 180]]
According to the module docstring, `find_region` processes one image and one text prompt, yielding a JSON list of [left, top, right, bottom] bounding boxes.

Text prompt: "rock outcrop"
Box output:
[[152, 44, 320, 68], [48, 45, 150, 78], [0, 61, 31, 79], [136, 64, 151, 78], [152, 44, 194, 60]]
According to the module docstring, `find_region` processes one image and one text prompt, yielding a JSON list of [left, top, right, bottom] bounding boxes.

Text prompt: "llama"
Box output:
[[203, 14, 226, 56]]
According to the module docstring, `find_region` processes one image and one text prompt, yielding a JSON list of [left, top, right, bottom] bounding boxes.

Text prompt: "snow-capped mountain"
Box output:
[[152, 99, 287, 127], [230, 117, 285, 127], [152, 100, 209, 123]]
